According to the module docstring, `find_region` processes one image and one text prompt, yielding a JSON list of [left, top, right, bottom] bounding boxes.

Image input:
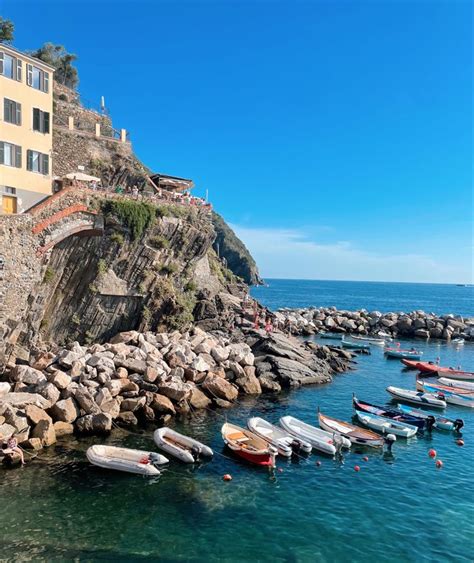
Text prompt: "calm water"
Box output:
[[251, 279, 474, 317], [1, 337, 473, 561]]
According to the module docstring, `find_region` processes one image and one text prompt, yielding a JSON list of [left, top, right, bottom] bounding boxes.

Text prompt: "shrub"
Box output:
[[42, 267, 55, 284], [110, 232, 124, 246], [161, 262, 178, 276], [101, 199, 156, 240], [148, 235, 170, 250], [58, 93, 68, 101], [185, 280, 197, 292], [71, 313, 81, 325], [97, 259, 107, 275]]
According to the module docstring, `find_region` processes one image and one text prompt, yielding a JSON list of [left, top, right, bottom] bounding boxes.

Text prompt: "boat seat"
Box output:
[[228, 431, 249, 443]]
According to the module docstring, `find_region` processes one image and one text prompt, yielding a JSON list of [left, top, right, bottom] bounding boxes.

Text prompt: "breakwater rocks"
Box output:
[[275, 307, 474, 341], [0, 327, 352, 462]]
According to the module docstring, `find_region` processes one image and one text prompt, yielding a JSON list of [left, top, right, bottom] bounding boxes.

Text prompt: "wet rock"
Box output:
[[53, 421, 74, 437], [150, 394, 176, 415], [116, 411, 138, 426], [31, 419, 56, 446], [189, 387, 212, 409], [75, 413, 112, 434], [202, 374, 238, 402], [23, 437, 43, 450], [259, 375, 282, 393]]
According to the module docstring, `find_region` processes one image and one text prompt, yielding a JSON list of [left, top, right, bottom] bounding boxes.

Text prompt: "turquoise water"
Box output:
[[251, 279, 474, 316], [1, 337, 473, 561]]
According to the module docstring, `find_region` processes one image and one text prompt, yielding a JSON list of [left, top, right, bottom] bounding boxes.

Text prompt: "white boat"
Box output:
[[248, 417, 312, 457], [386, 386, 446, 409], [318, 411, 385, 448], [280, 415, 351, 455], [153, 428, 213, 463], [86, 445, 168, 476], [452, 338, 465, 346], [417, 381, 474, 409], [349, 335, 386, 346], [438, 378, 474, 391], [354, 410, 418, 438], [397, 404, 464, 432]]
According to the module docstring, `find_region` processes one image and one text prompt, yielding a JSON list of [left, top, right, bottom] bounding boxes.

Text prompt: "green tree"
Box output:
[[0, 17, 14, 43], [31, 43, 79, 89]]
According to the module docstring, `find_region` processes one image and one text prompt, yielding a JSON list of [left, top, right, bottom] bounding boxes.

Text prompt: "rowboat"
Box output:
[[222, 422, 277, 466], [248, 417, 312, 457], [438, 378, 474, 391], [352, 395, 425, 430], [385, 347, 423, 360], [341, 339, 371, 351], [413, 363, 474, 380], [319, 333, 343, 340], [401, 359, 439, 371], [354, 410, 418, 438], [386, 386, 446, 409], [86, 445, 168, 476], [397, 404, 464, 432], [349, 335, 386, 346], [318, 411, 384, 448], [416, 380, 474, 397], [153, 428, 213, 463], [416, 381, 474, 408], [280, 415, 351, 455]]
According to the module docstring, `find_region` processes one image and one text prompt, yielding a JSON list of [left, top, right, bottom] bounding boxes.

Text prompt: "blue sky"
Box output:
[[4, 0, 472, 283]]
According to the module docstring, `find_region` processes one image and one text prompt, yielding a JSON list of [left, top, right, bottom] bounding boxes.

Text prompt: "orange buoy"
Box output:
[[354, 465, 361, 472], [223, 474, 232, 481], [435, 460, 443, 468], [428, 449, 437, 458], [362, 456, 369, 462], [456, 439, 464, 447], [316, 461, 321, 467]]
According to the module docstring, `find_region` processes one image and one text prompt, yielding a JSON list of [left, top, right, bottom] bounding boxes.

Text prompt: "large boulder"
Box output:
[[202, 374, 238, 402], [258, 375, 282, 393], [48, 370, 72, 390], [75, 413, 112, 434], [0, 382, 11, 396], [189, 387, 212, 409], [73, 388, 101, 414], [53, 421, 74, 437], [34, 382, 61, 408], [150, 394, 176, 415], [414, 329, 430, 339], [0, 392, 49, 409], [120, 397, 146, 412], [0, 423, 15, 441], [211, 346, 230, 363], [191, 356, 211, 373], [50, 398, 80, 423], [10, 365, 47, 386], [158, 378, 192, 402], [114, 357, 147, 375], [235, 366, 262, 395], [25, 404, 52, 426], [31, 419, 56, 446], [95, 388, 120, 418]]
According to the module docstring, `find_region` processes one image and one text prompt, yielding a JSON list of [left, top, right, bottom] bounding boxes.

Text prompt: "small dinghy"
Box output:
[[341, 339, 371, 351], [452, 338, 465, 346], [318, 411, 384, 448], [280, 415, 351, 455], [222, 422, 277, 466], [319, 332, 343, 340], [353, 395, 425, 430], [438, 378, 474, 391], [354, 410, 418, 438], [386, 386, 446, 409], [349, 335, 386, 346], [154, 428, 213, 463], [385, 347, 423, 360], [416, 381, 474, 408], [248, 417, 311, 457], [86, 445, 168, 476], [397, 404, 464, 432]]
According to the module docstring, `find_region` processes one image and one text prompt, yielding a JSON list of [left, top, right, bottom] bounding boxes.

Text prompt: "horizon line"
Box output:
[[255, 277, 474, 286]]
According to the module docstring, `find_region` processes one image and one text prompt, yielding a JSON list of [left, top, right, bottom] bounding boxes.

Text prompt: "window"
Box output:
[[0, 52, 22, 81], [4, 98, 22, 125], [27, 150, 49, 175], [33, 108, 50, 133], [0, 142, 22, 168], [26, 64, 49, 93], [4, 187, 16, 194]]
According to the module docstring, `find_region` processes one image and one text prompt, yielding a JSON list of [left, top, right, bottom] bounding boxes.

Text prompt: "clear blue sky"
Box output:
[[4, 0, 472, 283]]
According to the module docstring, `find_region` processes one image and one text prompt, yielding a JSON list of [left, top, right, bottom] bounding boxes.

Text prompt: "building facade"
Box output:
[[0, 44, 55, 214]]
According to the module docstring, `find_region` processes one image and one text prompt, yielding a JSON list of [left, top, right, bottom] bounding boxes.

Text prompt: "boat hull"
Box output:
[[222, 423, 276, 467], [353, 396, 425, 430], [86, 445, 168, 476], [318, 412, 384, 448], [280, 415, 351, 455], [386, 386, 446, 409], [355, 410, 418, 438], [385, 350, 422, 360], [154, 428, 213, 463], [438, 378, 474, 391]]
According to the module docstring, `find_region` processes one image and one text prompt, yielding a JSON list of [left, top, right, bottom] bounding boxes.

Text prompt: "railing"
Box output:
[[53, 114, 129, 144]]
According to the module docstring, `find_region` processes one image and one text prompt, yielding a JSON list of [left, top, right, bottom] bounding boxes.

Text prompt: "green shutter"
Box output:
[[15, 145, 21, 168], [16, 59, 22, 82], [16, 102, 21, 126], [42, 154, 49, 175], [27, 149, 32, 171], [44, 111, 50, 134], [33, 108, 40, 131], [27, 64, 32, 86], [0, 142, 4, 165], [43, 72, 49, 93], [0, 52, 3, 75], [3, 98, 9, 122]]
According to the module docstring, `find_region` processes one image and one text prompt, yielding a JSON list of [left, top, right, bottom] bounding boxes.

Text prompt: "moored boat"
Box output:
[[397, 404, 464, 432], [386, 386, 446, 409], [222, 422, 277, 466], [341, 338, 371, 351], [416, 381, 474, 408], [248, 417, 312, 457], [385, 347, 423, 360], [416, 380, 474, 397], [352, 395, 425, 430], [417, 364, 474, 379], [438, 378, 474, 391], [354, 410, 418, 438], [452, 338, 465, 346], [153, 428, 213, 463], [86, 445, 169, 476], [349, 335, 386, 346], [280, 415, 351, 455], [318, 411, 384, 448], [401, 359, 438, 371], [319, 332, 344, 340]]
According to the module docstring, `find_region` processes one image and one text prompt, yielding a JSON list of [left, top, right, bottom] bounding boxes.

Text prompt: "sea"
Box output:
[[1, 280, 473, 562]]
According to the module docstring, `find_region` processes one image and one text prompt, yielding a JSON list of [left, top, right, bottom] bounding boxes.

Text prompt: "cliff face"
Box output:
[[211, 212, 263, 286]]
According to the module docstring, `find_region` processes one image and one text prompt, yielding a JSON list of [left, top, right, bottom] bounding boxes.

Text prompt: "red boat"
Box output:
[[404, 361, 474, 379], [222, 422, 277, 466], [401, 360, 442, 372]]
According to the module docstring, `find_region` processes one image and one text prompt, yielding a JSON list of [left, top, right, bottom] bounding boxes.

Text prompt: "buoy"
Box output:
[[456, 439, 464, 447], [428, 449, 437, 458], [354, 465, 360, 472], [436, 460, 443, 468], [223, 474, 232, 481], [315, 461, 322, 467], [362, 456, 369, 462]]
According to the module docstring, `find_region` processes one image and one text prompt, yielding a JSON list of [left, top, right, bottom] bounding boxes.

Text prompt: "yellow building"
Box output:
[[0, 44, 55, 214]]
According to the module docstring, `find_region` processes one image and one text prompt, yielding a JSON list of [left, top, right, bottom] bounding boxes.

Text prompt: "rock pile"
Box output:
[[0, 327, 353, 457], [275, 307, 474, 341]]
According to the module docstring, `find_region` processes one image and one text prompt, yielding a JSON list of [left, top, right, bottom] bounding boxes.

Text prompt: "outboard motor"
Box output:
[[149, 452, 162, 468], [333, 434, 344, 456], [453, 419, 464, 432], [191, 445, 202, 463], [291, 439, 303, 453], [426, 416, 436, 433], [384, 433, 396, 453]]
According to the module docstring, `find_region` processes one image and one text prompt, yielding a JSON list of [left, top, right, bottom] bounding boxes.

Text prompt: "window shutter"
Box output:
[[44, 72, 49, 93], [27, 64, 33, 86], [16, 59, 22, 82], [27, 149, 32, 171], [44, 111, 50, 134], [16, 102, 21, 126], [0, 142, 4, 165], [33, 108, 40, 131], [0, 52, 3, 75], [3, 98, 9, 122], [15, 145, 22, 168], [42, 154, 49, 175]]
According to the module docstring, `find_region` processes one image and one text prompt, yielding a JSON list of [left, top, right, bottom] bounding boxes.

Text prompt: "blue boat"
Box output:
[[397, 404, 464, 432], [342, 339, 370, 351], [353, 396, 425, 430], [384, 347, 423, 360], [319, 332, 343, 340]]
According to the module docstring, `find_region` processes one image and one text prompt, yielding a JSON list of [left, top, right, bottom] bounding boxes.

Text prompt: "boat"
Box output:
[[319, 332, 343, 340], [384, 347, 423, 360], [318, 411, 384, 448], [352, 395, 425, 430], [452, 338, 465, 346], [341, 338, 371, 351], [153, 428, 213, 463], [349, 335, 386, 346], [280, 415, 351, 455], [401, 359, 438, 371], [354, 410, 418, 438], [86, 445, 169, 476], [397, 404, 464, 432], [438, 378, 474, 391], [413, 363, 474, 380], [386, 386, 446, 409], [416, 381, 474, 408], [416, 380, 474, 397], [247, 417, 312, 457], [221, 422, 277, 466]]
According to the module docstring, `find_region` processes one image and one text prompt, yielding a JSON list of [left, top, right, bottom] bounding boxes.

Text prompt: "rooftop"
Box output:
[[0, 43, 56, 72]]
